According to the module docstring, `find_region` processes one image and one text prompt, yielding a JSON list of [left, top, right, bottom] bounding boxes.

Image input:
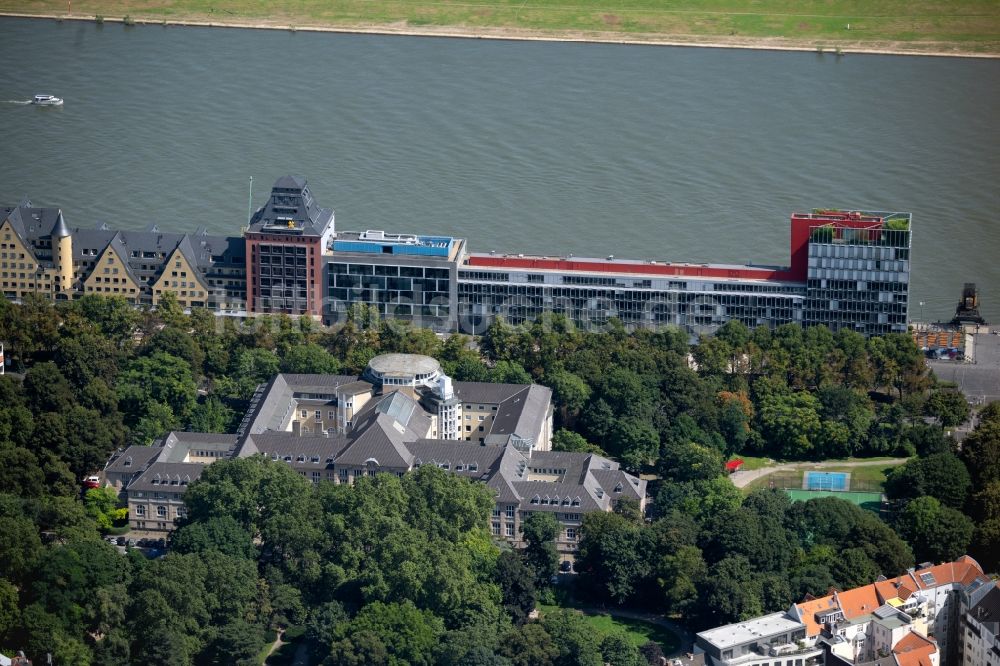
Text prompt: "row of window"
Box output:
[[257, 244, 309, 255], [413, 460, 480, 472], [529, 496, 582, 507], [459, 271, 510, 282], [193, 450, 227, 458], [808, 242, 909, 260], [491, 520, 578, 541], [133, 504, 186, 519], [491, 522, 517, 537], [330, 263, 450, 279], [85, 286, 137, 295]]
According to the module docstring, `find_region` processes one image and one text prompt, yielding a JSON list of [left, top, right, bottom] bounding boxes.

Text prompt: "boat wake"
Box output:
[[2, 100, 32, 105]]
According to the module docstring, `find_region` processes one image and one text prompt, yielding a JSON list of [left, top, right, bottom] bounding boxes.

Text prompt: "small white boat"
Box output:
[[32, 94, 63, 106]]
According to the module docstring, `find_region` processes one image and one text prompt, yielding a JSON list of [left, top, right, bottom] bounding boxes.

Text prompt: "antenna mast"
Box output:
[[247, 176, 254, 226]]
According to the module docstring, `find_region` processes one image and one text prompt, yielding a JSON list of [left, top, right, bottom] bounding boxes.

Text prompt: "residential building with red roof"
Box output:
[[696, 557, 991, 666]]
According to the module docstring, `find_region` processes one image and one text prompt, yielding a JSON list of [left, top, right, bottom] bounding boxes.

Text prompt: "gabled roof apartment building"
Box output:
[[1, 199, 247, 312], [696, 557, 991, 666]]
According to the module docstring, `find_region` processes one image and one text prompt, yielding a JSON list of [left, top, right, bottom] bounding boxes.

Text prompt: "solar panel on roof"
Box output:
[[919, 572, 936, 586]]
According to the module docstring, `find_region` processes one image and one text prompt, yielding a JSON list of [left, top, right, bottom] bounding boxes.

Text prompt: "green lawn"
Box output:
[[741, 460, 904, 494], [539, 604, 680, 651], [729, 455, 773, 471], [3, 0, 998, 54], [819, 464, 900, 486]]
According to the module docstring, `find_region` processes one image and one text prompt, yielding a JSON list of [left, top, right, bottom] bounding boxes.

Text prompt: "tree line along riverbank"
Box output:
[[1, 0, 998, 57]]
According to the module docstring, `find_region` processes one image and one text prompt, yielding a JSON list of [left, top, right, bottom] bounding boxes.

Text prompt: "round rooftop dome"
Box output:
[[364, 353, 443, 388]]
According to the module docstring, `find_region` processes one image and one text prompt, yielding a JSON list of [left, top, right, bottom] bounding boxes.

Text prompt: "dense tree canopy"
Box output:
[[0, 296, 994, 664]]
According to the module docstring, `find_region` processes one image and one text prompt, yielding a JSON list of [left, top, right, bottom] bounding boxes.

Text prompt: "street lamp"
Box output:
[[919, 301, 924, 322]]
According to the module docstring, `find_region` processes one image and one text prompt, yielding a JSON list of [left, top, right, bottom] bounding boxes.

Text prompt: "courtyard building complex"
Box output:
[[103, 353, 644, 559]]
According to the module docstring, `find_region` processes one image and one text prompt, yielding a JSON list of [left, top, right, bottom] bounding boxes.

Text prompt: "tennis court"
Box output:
[[803, 471, 850, 491], [785, 489, 884, 513]]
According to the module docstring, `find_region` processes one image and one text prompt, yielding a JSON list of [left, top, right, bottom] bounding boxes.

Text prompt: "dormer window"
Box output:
[[571, 497, 581, 507], [124, 456, 133, 467], [530, 495, 540, 505], [562, 498, 571, 506], [469, 463, 478, 472], [614, 482, 623, 494]]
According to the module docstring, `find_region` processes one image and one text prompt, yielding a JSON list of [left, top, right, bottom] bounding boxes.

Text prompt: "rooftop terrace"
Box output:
[[698, 612, 804, 650], [333, 230, 459, 258], [466, 252, 804, 283]]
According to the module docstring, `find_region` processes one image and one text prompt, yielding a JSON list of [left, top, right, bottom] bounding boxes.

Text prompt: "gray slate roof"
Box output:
[[128, 461, 204, 493], [336, 412, 416, 468], [1, 204, 65, 244], [453, 382, 528, 405], [407, 439, 506, 479], [282, 374, 366, 394], [495, 384, 552, 438], [104, 445, 162, 475], [247, 176, 334, 237], [245, 432, 351, 470]]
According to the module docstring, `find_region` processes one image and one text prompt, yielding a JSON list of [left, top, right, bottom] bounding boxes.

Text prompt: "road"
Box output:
[[728, 458, 909, 489]]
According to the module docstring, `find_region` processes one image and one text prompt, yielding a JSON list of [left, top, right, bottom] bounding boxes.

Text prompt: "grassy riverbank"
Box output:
[[2, 0, 999, 56]]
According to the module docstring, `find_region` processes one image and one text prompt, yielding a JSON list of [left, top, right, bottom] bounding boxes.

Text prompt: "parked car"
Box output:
[[559, 560, 573, 573], [83, 475, 101, 489], [116, 537, 127, 546]]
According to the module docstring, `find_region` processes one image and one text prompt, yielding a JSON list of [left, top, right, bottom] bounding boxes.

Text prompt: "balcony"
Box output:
[[722, 643, 823, 666]]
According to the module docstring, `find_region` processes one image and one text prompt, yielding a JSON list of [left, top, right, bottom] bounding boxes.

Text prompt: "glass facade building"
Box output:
[[456, 270, 805, 335], [320, 210, 911, 338], [323, 231, 464, 331], [800, 212, 912, 335]]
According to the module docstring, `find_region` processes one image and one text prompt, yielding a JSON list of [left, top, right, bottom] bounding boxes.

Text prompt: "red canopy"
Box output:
[[725, 459, 745, 472]]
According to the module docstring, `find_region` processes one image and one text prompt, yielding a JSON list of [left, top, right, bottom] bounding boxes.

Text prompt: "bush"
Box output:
[[283, 625, 306, 641]]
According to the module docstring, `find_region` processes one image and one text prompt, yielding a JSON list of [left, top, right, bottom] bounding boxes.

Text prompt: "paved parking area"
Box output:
[[929, 333, 1000, 403]]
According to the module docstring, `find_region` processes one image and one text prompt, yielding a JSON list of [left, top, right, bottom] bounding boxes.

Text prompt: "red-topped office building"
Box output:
[[454, 209, 911, 337]]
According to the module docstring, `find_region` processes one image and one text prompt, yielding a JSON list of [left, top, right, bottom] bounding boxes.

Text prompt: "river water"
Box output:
[[1, 17, 998, 322]]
